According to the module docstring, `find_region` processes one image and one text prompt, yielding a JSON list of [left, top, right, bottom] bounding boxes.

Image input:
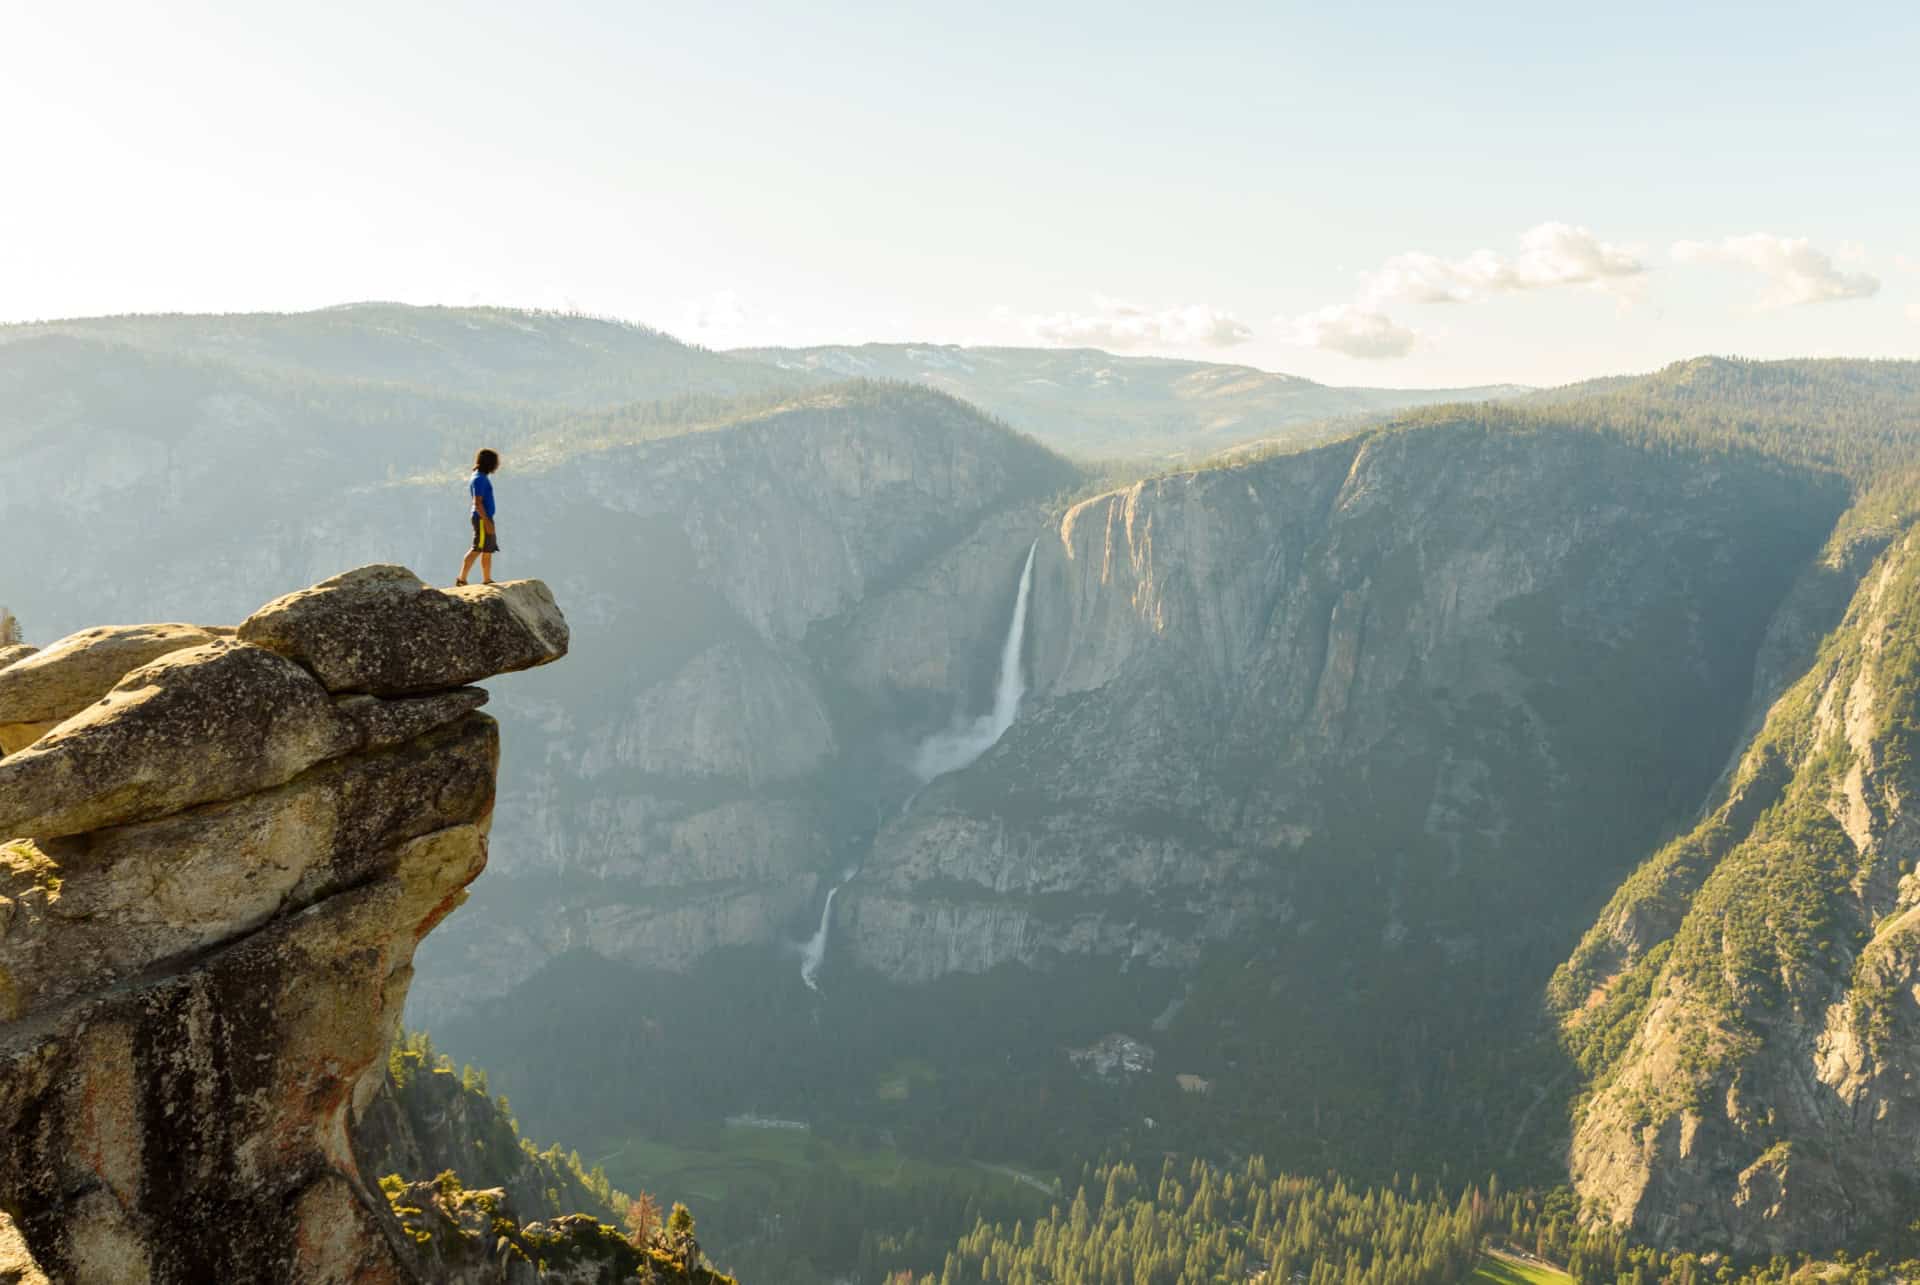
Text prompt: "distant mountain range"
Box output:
[[0, 303, 794, 408], [735, 341, 1531, 458], [1, 304, 1530, 463]]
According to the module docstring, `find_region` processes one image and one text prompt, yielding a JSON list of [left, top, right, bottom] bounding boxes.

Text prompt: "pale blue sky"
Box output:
[[5, 0, 1918, 385]]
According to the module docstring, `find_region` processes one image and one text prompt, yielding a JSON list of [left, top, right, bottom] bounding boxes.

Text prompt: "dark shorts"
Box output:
[[471, 514, 499, 554]]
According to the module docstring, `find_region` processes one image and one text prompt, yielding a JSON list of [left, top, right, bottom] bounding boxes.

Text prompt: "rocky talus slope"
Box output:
[[0, 566, 632, 1283], [1553, 527, 1920, 1254]]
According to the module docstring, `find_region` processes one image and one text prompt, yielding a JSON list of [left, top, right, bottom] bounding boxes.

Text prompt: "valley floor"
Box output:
[[1474, 1249, 1575, 1285], [588, 1120, 1045, 1209]]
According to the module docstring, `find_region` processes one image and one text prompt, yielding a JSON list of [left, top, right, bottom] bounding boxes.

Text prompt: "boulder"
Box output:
[[0, 640, 353, 841], [238, 565, 568, 695], [0, 645, 35, 670], [0, 624, 221, 726]]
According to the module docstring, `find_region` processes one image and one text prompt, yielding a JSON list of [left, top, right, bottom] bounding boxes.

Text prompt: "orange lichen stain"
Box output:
[[72, 1025, 140, 1205]]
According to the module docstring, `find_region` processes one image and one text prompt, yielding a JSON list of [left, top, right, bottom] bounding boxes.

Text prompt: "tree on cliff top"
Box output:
[[0, 609, 19, 646], [625, 1190, 661, 1246]]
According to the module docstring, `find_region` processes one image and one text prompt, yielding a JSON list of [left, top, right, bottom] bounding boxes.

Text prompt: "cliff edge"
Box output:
[[0, 566, 567, 1283]]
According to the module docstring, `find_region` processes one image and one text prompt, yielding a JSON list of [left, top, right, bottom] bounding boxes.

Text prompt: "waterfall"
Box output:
[[799, 542, 1042, 993], [799, 881, 841, 992], [910, 540, 1038, 782]]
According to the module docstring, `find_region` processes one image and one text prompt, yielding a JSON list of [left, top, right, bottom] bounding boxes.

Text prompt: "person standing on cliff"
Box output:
[[455, 448, 501, 586]]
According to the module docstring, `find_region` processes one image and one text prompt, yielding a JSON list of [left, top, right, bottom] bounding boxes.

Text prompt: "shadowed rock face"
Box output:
[[0, 567, 565, 1284]]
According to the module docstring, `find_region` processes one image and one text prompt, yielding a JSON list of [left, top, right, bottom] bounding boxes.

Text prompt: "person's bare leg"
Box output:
[[457, 549, 479, 585], [480, 551, 494, 584]]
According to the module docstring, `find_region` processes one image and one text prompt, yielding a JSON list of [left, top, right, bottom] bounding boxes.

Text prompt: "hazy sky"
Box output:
[[6, 0, 1918, 386]]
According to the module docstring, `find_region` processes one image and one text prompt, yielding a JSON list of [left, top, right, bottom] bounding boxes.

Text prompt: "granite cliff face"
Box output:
[[0, 567, 570, 1283], [404, 386, 1075, 1019], [1554, 527, 1920, 1254], [841, 425, 1836, 984]]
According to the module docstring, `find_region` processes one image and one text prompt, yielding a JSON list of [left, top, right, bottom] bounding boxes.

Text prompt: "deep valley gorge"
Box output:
[[7, 308, 1920, 1281]]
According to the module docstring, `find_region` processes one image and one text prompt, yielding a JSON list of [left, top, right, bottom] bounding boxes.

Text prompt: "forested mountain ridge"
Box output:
[[735, 341, 1529, 458], [1517, 356, 1920, 525]]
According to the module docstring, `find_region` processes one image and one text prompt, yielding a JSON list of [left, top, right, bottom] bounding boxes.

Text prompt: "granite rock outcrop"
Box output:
[[0, 569, 566, 1284]]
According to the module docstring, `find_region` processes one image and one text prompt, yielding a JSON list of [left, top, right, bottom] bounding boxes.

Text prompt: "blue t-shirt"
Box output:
[[469, 471, 496, 518]]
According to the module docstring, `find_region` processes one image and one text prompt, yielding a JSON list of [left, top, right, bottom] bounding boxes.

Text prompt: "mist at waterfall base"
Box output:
[[800, 542, 1039, 992]]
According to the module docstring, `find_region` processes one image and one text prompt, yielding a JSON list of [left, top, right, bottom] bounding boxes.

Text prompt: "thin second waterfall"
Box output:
[[801, 540, 1041, 992]]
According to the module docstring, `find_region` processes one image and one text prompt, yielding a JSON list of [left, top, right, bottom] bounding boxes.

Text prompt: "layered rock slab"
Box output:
[[0, 624, 219, 726], [239, 566, 568, 695], [0, 715, 496, 1022], [0, 625, 222, 756], [0, 642, 360, 841]]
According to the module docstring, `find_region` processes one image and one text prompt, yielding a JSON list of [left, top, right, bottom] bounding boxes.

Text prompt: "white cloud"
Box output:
[[1277, 304, 1419, 360], [1360, 222, 1645, 307], [677, 289, 795, 342], [1670, 234, 1880, 307], [1025, 296, 1253, 349], [680, 289, 751, 334]]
